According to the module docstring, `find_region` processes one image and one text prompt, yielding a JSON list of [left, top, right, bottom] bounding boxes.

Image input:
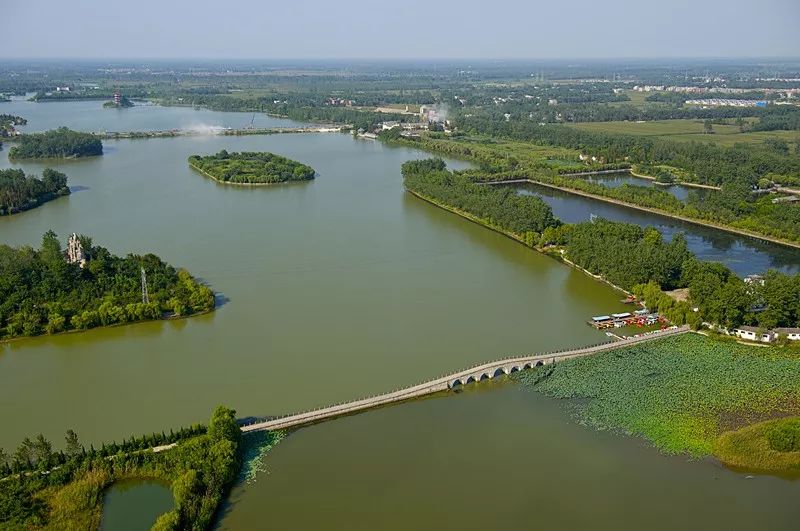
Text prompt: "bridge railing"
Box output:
[[240, 326, 685, 428]]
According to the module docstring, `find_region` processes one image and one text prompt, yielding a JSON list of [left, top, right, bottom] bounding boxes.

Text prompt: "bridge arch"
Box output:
[[466, 376, 477, 384], [493, 368, 507, 377]]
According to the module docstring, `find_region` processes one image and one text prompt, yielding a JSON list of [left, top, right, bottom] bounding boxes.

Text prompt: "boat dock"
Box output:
[[589, 309, 665, 329]]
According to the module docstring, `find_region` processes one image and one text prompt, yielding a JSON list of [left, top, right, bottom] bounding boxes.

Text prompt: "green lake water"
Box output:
[[1, 104, 798, 530], [100, 479, 173, 531]]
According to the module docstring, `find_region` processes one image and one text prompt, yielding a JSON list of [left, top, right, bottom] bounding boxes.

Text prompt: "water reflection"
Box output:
[[581, 172, 708, 201], [513, 183, 800, 276]]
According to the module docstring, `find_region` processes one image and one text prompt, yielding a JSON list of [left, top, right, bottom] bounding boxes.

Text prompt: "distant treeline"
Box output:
[[452, 115, 800, 187], [9, 128, 103, 159], [159, 94, 409, 131], [0, 168, 70, 216]]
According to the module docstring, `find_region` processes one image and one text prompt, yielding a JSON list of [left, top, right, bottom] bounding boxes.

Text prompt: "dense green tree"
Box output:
[[0, 232, 215, 340], [8, 127, 102, 159], [0, 168, 69, 216], [64, 430, 81, 457], [188, 151, 315, 184]]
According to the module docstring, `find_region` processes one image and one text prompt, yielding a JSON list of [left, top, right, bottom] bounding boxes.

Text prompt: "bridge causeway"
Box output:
[[241, 325, 690, 433]]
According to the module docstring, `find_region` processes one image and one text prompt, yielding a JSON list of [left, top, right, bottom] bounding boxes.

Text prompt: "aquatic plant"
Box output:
[[240, 430, 286, 484], [514, 333, 800, 457]]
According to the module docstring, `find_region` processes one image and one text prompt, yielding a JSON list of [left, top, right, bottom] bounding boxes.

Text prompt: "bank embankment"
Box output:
[[523, 179, 800, 250]]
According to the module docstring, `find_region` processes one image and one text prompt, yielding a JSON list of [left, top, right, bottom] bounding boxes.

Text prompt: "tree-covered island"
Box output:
[[0, 232, 215, 341], [0, 168, 70, 216], [8, 127, 103, 159], [188, 150, 315, 185]]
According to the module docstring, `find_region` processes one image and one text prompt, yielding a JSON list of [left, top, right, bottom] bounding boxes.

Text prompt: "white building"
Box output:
[[732, 325, 777, 343], [774, 328, 800, 341]]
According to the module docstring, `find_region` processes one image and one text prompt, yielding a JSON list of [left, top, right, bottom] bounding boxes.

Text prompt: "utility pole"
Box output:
[[141, 267, 149, 304]]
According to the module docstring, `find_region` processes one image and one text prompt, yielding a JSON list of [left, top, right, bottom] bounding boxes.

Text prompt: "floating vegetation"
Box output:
[[514, 334, 800, 458], [240, 430, 286, 484]]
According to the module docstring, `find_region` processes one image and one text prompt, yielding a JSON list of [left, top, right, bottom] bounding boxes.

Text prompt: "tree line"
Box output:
[[402, 158, 559, 243], [0, 168, 70, 216], [0, 232, 215, 341], [8, 127, 103, 159]]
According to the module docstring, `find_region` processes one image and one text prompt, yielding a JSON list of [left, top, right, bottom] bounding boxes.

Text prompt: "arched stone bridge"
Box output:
[[241, 325, 689, 434]]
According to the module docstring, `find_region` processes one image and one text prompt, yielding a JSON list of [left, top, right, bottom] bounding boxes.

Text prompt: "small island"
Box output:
[[0, 231, 215, 341], [0, 168, 70, 216], [103, 92, 135, 108], [8, 127, 103, 159], [188, 150, 315, 185]]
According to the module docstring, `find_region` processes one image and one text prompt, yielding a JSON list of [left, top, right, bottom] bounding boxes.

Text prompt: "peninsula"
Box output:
[[188, 150, 315, 185]]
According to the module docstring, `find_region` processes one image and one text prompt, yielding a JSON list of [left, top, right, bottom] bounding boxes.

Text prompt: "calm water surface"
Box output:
[[1, 103, 798, 530], [513, 183, 800, 276], [100, 479, 173, 531], [0, 130, 628, 449], [2, 96, 301, 132], [219, 384, 800, 531], [583, 171, 708, 201]]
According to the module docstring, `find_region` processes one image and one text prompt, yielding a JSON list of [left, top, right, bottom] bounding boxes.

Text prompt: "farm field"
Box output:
[[569, 119, 799, 149]]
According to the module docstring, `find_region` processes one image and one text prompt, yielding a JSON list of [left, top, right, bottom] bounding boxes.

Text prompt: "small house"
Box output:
[[732, 325, 776, 343], [773, 328, 800, 341]]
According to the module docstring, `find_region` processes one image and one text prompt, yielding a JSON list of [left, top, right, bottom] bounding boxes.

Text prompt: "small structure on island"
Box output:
[[113, 91, 121, 106], [66, 233, 87, 268]]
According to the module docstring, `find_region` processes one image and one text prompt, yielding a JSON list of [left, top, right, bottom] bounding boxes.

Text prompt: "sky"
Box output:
[[3, 0, 799, 60]]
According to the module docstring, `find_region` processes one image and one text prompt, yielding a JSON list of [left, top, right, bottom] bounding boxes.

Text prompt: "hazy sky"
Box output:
[[3, 0, 799, 59]]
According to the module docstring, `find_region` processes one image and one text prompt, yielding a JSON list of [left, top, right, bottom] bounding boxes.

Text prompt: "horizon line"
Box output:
[[2, 56, 800, 63]]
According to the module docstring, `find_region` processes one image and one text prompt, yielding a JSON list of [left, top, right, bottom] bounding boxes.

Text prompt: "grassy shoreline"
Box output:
[[716, 417, 800, 476]]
